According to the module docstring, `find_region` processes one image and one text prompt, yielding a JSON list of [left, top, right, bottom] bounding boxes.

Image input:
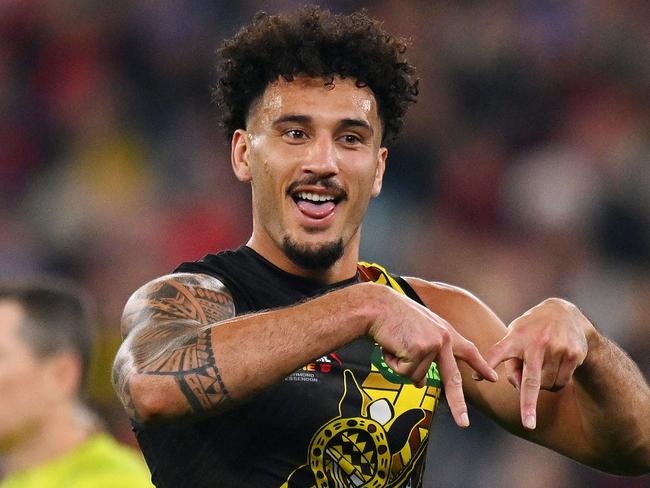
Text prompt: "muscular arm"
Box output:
[[112, 272, 496, 425], [112, 273, 374, 422], [570, 331, 650, 474], [407, 277, 650, 475], [112, 274, 237, 419]]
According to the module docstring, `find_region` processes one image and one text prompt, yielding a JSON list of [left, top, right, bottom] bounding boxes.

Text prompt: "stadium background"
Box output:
[[1, 1, 649, 486]]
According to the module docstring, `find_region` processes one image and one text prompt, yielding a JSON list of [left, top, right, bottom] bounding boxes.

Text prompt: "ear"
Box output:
[[231, 129, 253, 182], [371, 147, 388, 197]]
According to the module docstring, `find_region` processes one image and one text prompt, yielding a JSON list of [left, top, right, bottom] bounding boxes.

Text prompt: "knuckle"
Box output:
[[457, 339, 479, 360], [572, 345, 586, 360], [542, 297, 576, 315], [465, 339, 479, 354], [522, 376, 541, 390], [447, 371, 463, 387], [410, 339, 428, 357], [438, 328, 451, 344], [541, 297, 559, 306], [534, 332, 552, 348], [541, 373, 555, 389], [564, 349, 579, 363], [542, 297, 565, 308]]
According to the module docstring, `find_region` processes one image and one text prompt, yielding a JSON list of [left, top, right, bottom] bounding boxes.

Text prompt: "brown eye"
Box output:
[[285, 129, 307, 139], [341, 134, 361, 145]]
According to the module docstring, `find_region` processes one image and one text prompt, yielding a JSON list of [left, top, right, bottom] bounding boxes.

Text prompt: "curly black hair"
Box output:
[[214, 6, 419, 146]]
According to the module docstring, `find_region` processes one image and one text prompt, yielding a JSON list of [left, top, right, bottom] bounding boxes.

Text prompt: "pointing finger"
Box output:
[[438, 341, 470, 428], [520, 348, 544, 430]]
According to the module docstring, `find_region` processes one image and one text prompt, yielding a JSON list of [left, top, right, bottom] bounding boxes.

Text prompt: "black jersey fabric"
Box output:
[[133, 246, 441, 487]]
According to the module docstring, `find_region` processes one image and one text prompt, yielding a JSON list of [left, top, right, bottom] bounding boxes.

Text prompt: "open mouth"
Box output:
[[291, 190, 343, 220]]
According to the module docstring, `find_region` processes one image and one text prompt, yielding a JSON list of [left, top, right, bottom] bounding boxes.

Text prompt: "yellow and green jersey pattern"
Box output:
[[283, 262, 441, 488]]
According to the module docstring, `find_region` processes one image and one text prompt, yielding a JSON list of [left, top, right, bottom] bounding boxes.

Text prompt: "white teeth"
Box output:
[[296, 192, 335, 203]]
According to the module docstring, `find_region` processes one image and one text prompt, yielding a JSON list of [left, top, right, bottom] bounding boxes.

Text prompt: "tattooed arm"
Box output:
[[111, 274, 235, 421], [112, 273, 496, 424], [113, 272, 382, 422], [112, 274, 237, 421]]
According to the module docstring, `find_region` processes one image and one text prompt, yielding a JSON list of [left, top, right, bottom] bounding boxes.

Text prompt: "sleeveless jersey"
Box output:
[[133, 246, 441, 487]]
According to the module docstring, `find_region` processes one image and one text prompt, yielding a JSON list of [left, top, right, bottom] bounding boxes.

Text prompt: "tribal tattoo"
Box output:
[[114, 273, 236, 418]]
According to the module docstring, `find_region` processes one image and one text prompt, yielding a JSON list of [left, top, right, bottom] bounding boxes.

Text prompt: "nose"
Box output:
[[302, 134, 339, 177]]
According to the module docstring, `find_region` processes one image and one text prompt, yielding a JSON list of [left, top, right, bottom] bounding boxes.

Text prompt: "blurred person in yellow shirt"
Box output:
[[0, 281, 152, 487]]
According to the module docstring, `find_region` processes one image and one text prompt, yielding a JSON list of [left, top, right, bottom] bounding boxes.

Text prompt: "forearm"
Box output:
[[207, 284, 375, 401], [572, 330, 650, 474], [119, 281, 382, 422]]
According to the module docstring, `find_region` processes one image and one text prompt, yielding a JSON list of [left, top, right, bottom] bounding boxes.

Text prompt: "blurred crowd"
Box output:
[[1, 1, 648, 486]]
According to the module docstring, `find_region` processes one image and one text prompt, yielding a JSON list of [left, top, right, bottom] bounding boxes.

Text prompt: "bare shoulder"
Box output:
[[403, 277, 507, 345], [404, 276, 497, 318], [121, 273, 235, 338], [405, 276, 482, 302]]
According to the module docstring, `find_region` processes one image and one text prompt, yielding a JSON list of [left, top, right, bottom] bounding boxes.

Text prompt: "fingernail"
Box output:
[[460, 413, 470, 427], [490, 369, 498, 382], [524, 415, 536, 430]]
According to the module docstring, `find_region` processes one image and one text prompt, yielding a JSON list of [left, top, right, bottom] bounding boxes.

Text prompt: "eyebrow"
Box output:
[[338, 118, 373, 135], [272, 114, 312, 128], [271, 114, 374, 135]]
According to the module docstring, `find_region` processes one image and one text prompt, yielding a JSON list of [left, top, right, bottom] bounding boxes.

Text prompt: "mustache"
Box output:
[[286, 175, 347, 200]]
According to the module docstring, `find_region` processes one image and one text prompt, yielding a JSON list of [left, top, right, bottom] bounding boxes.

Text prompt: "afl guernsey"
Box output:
[[133, 246, 441, 487]]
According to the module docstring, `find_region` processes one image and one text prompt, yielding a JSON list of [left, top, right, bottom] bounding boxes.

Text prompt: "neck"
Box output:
[[247, 233, 361, 284], [1, 402, 99, 476]]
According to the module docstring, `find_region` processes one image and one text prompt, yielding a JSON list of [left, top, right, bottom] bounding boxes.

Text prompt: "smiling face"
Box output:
[[232, 76, 388, 281]]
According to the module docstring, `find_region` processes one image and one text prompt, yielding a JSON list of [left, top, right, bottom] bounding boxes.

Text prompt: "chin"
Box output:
[[282, 236, 344, 270]]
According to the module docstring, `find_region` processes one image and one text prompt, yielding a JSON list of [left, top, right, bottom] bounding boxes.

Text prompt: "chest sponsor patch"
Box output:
[[285, 352, 343, 383]]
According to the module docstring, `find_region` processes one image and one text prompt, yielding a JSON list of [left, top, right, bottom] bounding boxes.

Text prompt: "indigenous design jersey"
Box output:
[[133, 246, 441, 488]]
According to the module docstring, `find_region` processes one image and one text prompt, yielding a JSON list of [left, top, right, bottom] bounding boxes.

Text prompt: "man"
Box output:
[[0, 281, 153, 487], [112, 7, 650, 487]]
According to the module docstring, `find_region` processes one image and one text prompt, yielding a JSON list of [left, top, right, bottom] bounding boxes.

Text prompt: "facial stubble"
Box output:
[[282, 236, 344, 270]]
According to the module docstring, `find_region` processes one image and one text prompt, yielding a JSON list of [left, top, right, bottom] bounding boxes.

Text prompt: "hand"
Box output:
[[484, 298, 594, 430], [368, 286, 498, 428]]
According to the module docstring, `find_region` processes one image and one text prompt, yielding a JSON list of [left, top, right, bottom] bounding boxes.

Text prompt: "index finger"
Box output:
[[520, 348, 544, 430], [455, 337, 498, 383], [438, 341, 470, 428]]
